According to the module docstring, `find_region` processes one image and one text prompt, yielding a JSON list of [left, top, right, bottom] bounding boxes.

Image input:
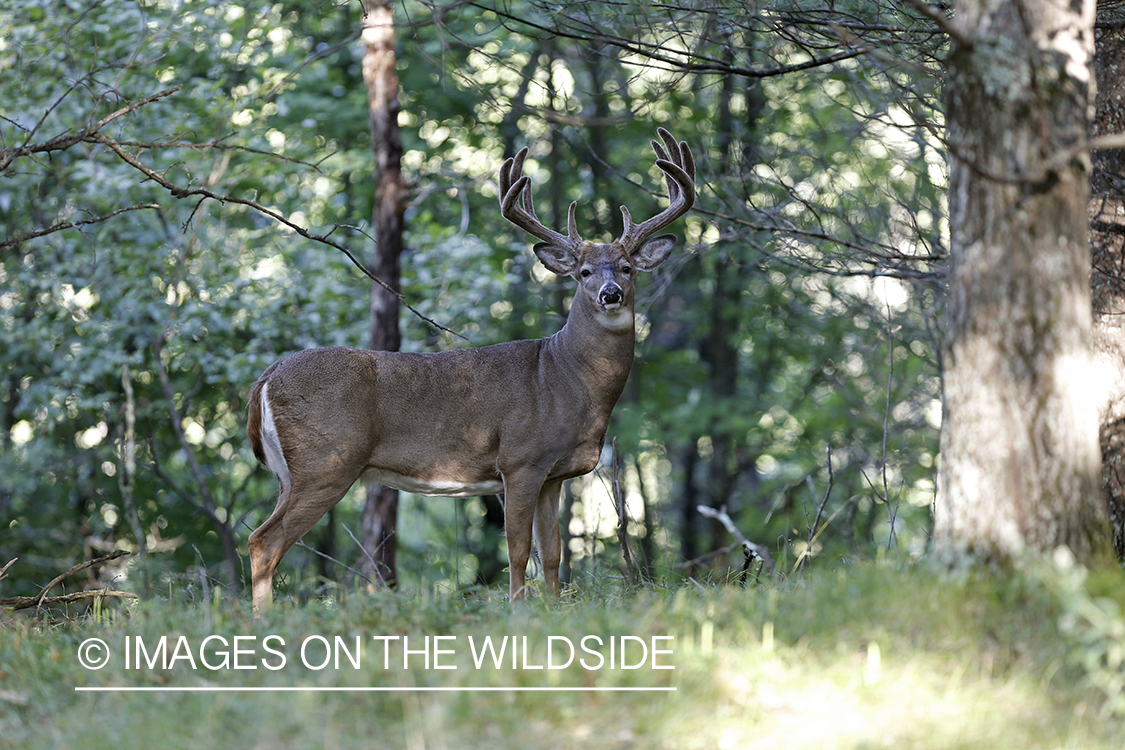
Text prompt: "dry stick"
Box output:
[[35, 550, 131, 612], [683, 542, 743, 569], [695, 504, 776, 577], [295, 538, 373, 587], [0, 86, 182, 172], [881, 303, 901, 559], [739, 549, 764, 586], [0, 550, 133, 615], [3, 589, 140, 612], [0, 557, 17, 581], [611, 438, 639, 585], [797, 444, 835, 573], [120, 364, 148, 587], [793, 503, 852, 577], [340, 522, 386, 586]]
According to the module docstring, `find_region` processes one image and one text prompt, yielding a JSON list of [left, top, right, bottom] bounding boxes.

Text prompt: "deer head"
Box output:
[[498, 128, 695, 329]]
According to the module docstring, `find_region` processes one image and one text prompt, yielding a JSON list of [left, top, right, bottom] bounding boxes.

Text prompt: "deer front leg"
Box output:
[[533, 480, 563, 597], [501, 470, 549, 601]]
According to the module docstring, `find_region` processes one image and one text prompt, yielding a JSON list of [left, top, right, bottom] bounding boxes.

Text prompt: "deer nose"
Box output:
[[599, 284, 623, 307]]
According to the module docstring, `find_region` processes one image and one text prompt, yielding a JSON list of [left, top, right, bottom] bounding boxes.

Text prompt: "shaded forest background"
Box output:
[[0, 0, 1109, 600]]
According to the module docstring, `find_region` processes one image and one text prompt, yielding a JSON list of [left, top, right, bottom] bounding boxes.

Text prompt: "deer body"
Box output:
[[247, 130, 694, 609]]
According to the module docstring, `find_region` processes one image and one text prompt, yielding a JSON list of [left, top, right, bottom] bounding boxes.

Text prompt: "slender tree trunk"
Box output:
[[317, 507, 338, 584], [702, 62, 744, 552], [359, 0, 404, 586], [935, 0, 1112, 566], [1091, 15, 1125, 564], [634, 454, 656, 579], [679, 444, 700, 572]]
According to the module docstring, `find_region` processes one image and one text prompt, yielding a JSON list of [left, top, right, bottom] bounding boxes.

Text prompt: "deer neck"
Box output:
[[547, 290, 635, 402]]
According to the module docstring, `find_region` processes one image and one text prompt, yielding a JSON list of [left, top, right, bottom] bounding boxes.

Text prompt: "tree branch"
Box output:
[[3, 588, 140, 612], [93, 133, 466, 341], [474, 1, 872, 78], [0, 550, 135, 615], [0, 86, 182, 173], [1, 82, 461, 340], [695, 504, 775, 577], [0, 204, 161, 255]]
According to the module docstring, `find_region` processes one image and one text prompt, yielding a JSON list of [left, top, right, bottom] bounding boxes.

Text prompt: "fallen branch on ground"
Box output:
[[0, 550, 138, 615]]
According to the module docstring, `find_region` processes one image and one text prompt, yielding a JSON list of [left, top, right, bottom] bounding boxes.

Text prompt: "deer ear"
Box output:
[[534, 242, 580, 276], [632, 234, 676, 271]]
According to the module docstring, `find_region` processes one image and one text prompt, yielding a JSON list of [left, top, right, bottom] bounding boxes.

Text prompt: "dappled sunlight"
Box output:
[[697, 642, 1069, 749]]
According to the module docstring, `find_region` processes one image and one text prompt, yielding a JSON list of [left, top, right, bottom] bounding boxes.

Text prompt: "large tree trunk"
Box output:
[[359, 0, 405, 586], [1091, 13, 1125, 565], [935, 0, 1112, 565]]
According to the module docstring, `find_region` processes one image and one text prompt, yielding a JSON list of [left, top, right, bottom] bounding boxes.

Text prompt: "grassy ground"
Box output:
[[1, 560, 1123, 750]]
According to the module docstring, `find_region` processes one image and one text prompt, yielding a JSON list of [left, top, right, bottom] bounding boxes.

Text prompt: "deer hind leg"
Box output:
[[249, 474, 357, 612], [533, 480, 563, 597]]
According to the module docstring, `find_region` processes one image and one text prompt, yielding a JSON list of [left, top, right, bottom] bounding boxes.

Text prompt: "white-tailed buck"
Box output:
[[246, 128, 695, 609]]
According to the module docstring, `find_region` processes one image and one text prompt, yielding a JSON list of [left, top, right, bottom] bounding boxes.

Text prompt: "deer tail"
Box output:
[[247, 376, 268, 467]]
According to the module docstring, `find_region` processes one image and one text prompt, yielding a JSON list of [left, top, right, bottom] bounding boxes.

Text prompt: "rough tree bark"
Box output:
[[935, 0, 1113, 565], [1091, 8, 1125, 564], [359, 0, 405, 586]]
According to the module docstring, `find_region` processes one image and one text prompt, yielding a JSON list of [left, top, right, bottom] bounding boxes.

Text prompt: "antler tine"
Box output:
[[499, 147, 582, 249], [619, 128, 696, 252]]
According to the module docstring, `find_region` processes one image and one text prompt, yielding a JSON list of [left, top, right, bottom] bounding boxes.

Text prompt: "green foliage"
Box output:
[[2, 0, 950, 598], [0, 0, 371, 591]]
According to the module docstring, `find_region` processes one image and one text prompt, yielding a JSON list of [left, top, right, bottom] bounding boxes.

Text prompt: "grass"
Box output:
[[1, 560, 1123, 749]]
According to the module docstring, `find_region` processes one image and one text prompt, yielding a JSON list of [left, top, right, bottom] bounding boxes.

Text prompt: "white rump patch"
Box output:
[[259, 381, 292, 494]]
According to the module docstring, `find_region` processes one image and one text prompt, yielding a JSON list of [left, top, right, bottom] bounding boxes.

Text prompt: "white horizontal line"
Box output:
[[75, 686, 675, 693]]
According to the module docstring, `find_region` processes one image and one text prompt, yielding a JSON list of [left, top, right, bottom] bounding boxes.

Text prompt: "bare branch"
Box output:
[[294, 538, 373, 588], [695, 504, 775, 577], [5, 549, 134, 616], [798, 444, 835, 573], [341, 521, 392, 586], [92, 86, 184, 132], [94, 133, 466, 341], [4, 589, 139, 612], [0, 86, 182, 173], [901, 0, 971, 48], [474, 1, 873, 78], [1, 82, 458, 339], [0, 204, 161, 255]]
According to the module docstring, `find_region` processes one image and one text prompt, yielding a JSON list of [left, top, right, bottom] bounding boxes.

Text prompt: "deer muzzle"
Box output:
[[599, 282, 624, 310]]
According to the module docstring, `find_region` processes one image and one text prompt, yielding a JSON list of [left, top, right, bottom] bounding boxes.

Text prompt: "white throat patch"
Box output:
[[595, 306, 634, 331]]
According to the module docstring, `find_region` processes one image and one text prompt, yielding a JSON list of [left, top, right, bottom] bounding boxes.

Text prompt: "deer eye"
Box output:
[[621, 265, 632, 275], [580, 268, 593, 278]]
